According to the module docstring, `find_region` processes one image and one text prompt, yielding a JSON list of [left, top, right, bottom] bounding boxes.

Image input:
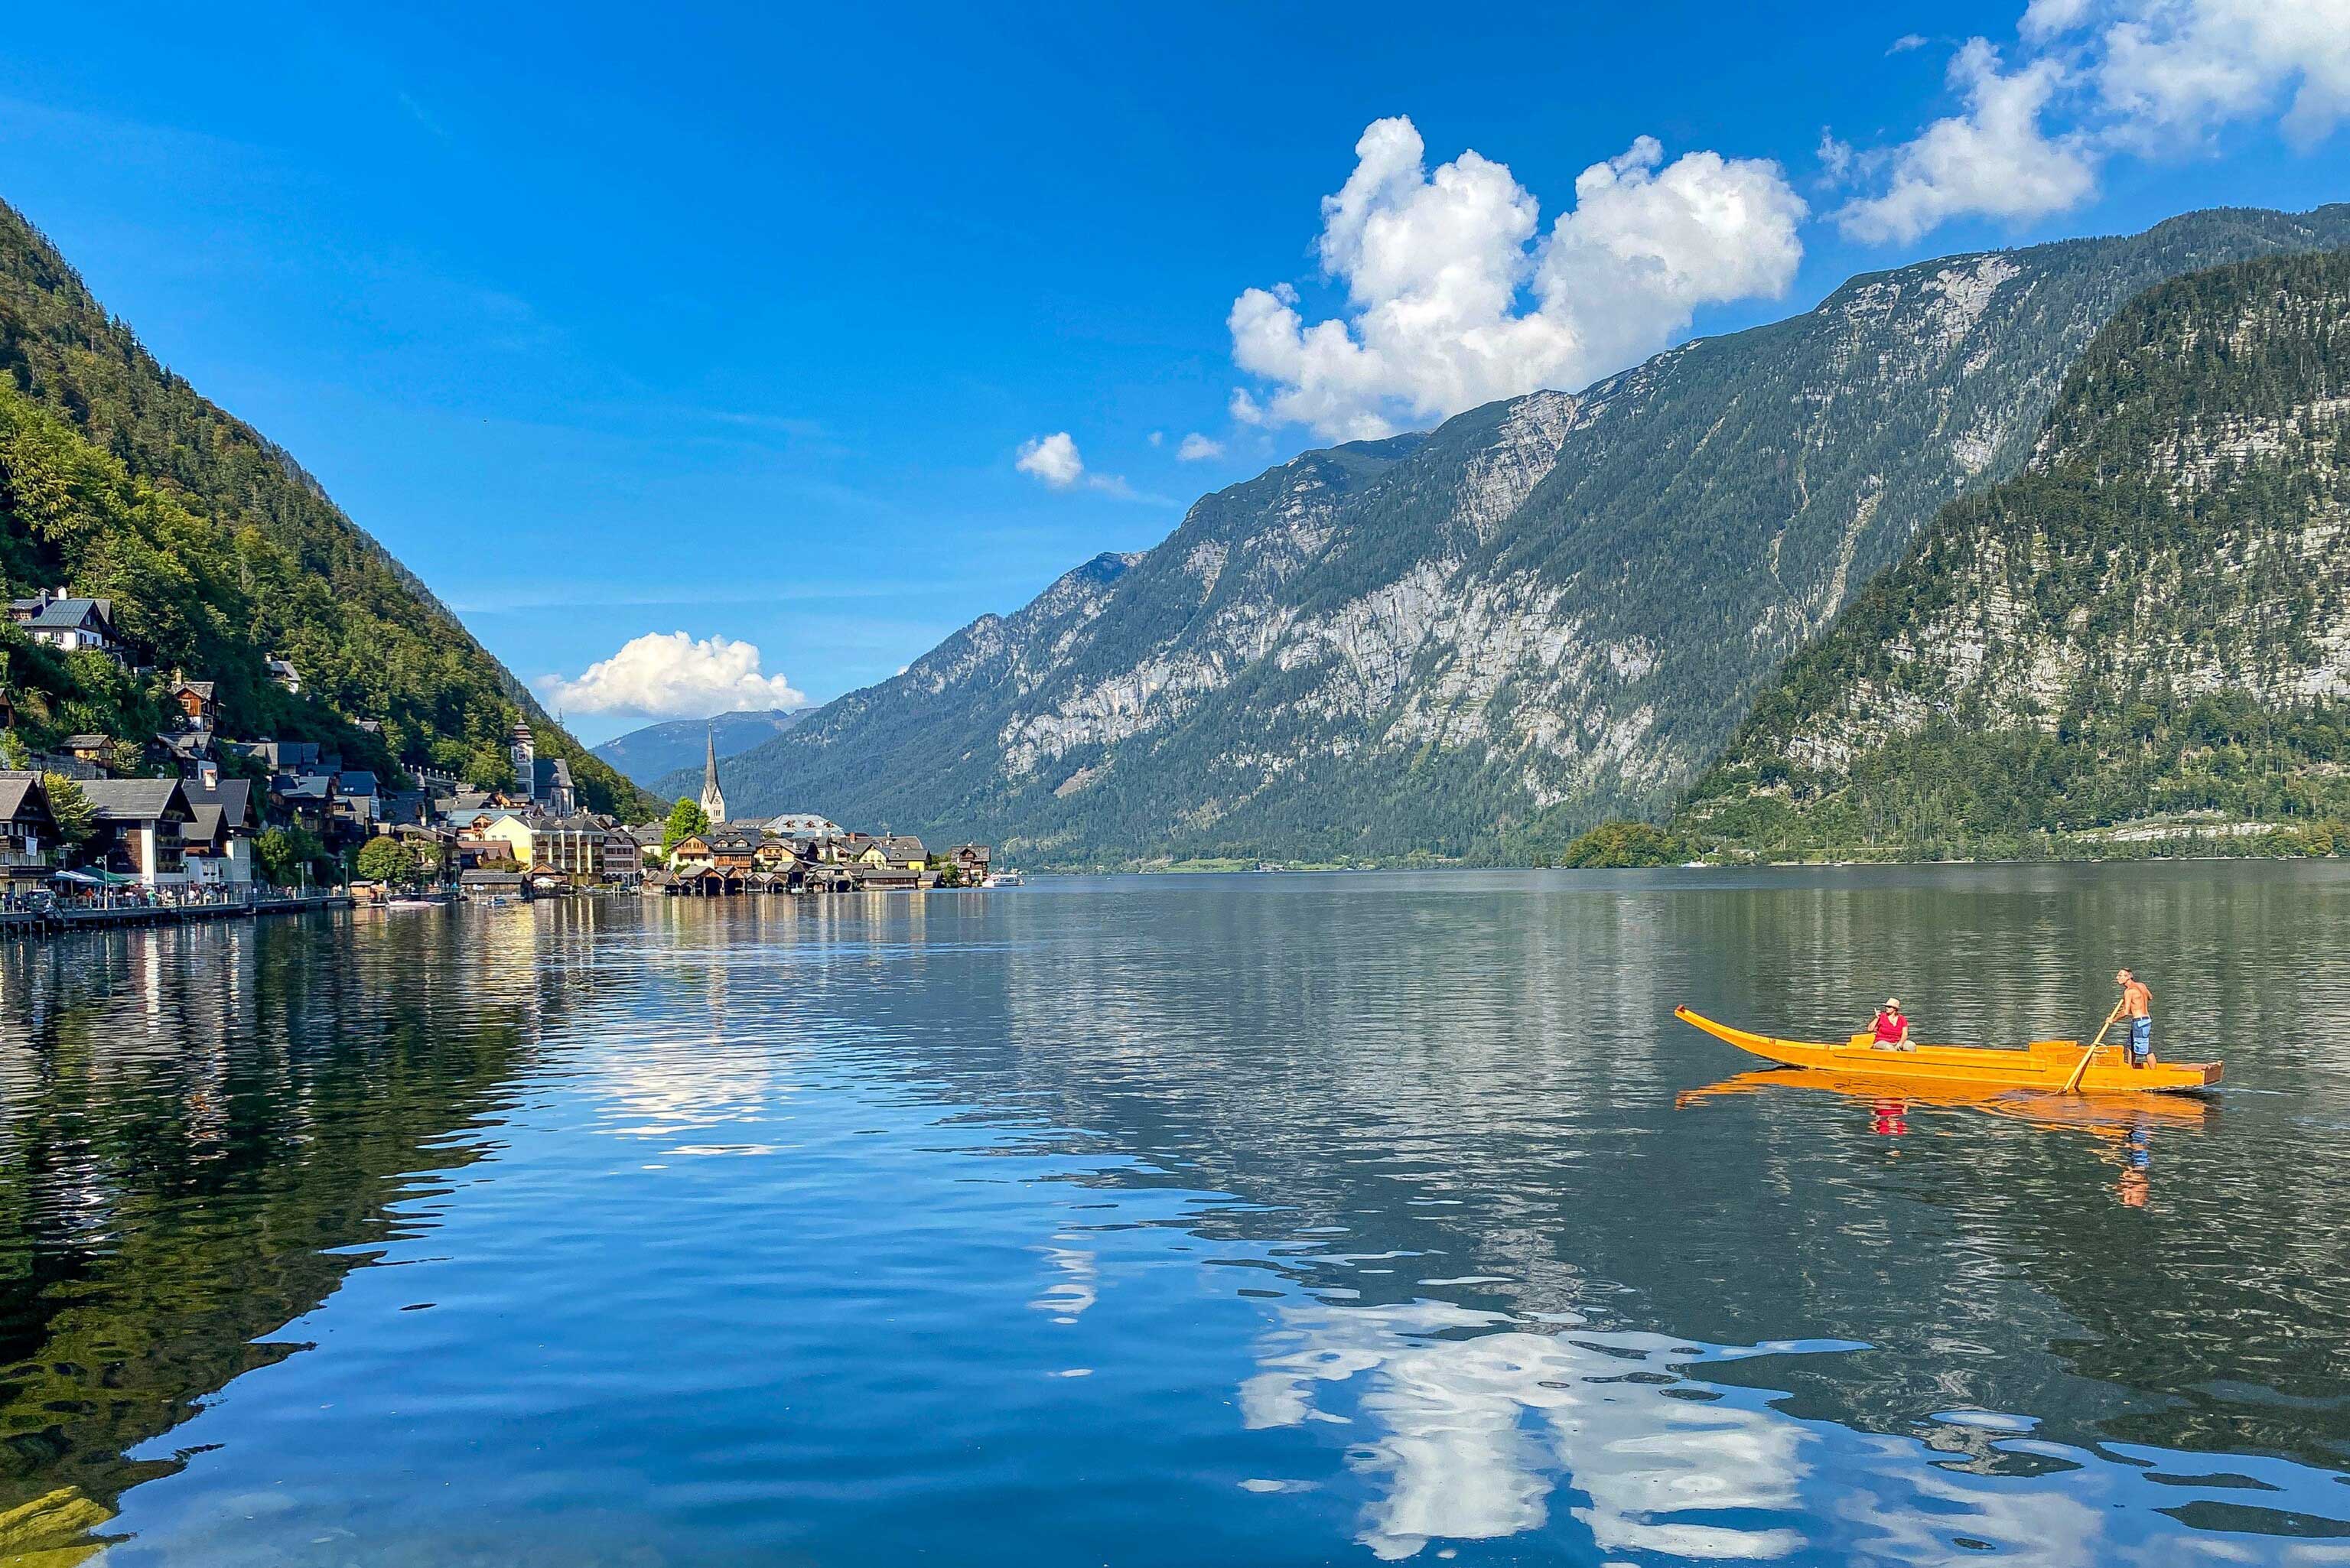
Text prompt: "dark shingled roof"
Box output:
[[0, 773, 49, 825], [185, 778, 252, 829], [78, 778, 190, 822]]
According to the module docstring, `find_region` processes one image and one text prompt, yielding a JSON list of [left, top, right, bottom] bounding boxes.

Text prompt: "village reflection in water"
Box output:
[[0, 867, 2344, 1563]]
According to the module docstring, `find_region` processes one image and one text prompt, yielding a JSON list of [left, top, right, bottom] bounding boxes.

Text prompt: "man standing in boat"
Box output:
[[2117, 969, 2154, 1067], [1870, 998, 1912, 1051]]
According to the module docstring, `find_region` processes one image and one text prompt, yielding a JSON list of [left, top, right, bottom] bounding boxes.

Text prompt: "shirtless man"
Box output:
[[2116, 968, 2154, 1067]]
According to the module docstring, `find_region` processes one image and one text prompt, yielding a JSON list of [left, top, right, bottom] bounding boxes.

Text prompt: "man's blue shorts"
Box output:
[[2127, 1016, 2152, 1063]]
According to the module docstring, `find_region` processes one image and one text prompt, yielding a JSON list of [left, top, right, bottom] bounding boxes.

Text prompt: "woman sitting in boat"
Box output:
[[1870, 998, 1913, 1052]]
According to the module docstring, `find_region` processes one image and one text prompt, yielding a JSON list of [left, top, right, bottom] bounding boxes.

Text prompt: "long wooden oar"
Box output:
[[2061, 1000, 2126, 1094]]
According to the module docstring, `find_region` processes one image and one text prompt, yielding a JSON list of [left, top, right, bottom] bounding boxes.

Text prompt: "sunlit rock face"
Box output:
[[697, 208, 2350, 862]]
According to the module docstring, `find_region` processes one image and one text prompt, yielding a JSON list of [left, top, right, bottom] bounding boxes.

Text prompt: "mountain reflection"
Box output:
[[954, 868, 2350, 1485], [0, 870, 2345, 1564], [0, 909, 560, 1539]]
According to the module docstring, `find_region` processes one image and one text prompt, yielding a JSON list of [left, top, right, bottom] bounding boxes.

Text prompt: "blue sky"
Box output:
[[3, 2, 2345, 742]]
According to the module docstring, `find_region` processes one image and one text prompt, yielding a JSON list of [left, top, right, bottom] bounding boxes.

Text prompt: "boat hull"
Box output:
[[1674, 1007, 2221, 1094]]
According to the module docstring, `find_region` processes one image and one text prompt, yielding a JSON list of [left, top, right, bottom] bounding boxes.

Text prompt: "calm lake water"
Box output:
[[3, 865, 2348, 1566]]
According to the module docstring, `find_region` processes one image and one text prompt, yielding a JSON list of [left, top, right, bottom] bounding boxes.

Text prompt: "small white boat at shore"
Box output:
[[982, 869, 1024, 887]]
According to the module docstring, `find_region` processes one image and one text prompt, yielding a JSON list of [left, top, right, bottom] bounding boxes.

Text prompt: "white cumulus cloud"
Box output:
[[1228, 116, 1806, 440], [2085, 0, 2350, 148], [539, 632, 806, 718], [1837, 0, 2350, 242], [1176, 432, 1224, 460], [1837, 41, 2096, 243], [1015, 431, 1162, 500], [1015, 431, 1086, 487]]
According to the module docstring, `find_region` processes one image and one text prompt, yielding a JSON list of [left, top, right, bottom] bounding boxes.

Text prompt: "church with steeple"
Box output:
[[698, 727, 727, 825]]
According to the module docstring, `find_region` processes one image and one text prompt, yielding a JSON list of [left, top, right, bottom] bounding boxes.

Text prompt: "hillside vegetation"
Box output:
[[701, 206, 2350, 865], [0, 378, 366, 759], [1675, 248, 2350, 860], [0, 200, 649, 813]]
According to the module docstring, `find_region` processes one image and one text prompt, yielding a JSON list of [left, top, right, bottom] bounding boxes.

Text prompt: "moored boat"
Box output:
[[1674, 1006, 2221, 1094]]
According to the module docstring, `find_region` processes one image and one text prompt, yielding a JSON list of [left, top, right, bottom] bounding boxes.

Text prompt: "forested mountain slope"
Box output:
[[0, 376, 361, 761], [1675, 248, 2350, 858], [0, 200, 649, 813], [708, 206, 2350, 864]]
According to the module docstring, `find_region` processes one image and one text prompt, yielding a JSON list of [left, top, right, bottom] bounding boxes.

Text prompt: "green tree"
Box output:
[[1561, 820, 1685, 868], [40, 773, 94, 854], [354, 836, 421, 887], [464, 745, 514, 793], [252, 825, 330, 889], [662, 798, 710, 850]]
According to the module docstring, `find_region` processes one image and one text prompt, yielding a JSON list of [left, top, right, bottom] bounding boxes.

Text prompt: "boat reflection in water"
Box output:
[[1678, 1067, 2208, 1205]]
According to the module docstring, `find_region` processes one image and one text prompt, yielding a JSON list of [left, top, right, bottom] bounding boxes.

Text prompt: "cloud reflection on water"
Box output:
[[1242, 1299, 2350, 1563]]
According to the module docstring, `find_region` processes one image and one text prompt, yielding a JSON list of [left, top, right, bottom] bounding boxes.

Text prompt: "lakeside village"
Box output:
[[0, 589, 1006, 929]]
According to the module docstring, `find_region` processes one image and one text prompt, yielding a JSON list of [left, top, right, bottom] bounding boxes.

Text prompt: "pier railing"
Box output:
[[1, 883, 352, 933]]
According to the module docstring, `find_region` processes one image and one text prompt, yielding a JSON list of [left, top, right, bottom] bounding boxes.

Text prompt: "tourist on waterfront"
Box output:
[[1870, 998, 1912, 1051], [2117, 968, 2154, 1066]]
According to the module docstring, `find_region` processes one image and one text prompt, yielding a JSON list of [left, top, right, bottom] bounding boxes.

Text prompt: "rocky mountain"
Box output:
[[0, 200, 652, 815], [601, 708, 802, 789], [711, 206, 2350, 864], [1673, 248, 2350, 858]]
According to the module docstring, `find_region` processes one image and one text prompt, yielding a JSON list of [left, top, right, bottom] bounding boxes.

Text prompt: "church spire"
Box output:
[[698, 724, 727, 825]]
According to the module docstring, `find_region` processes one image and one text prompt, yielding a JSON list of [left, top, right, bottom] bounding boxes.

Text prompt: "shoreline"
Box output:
[[0, 890, 351, 938]]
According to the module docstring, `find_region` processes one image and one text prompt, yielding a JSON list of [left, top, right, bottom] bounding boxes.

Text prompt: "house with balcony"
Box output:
[[600, 825, 645, 886], [183, 772, 255, 886], [78, 777, 194, 886], [0, 773, 54, 885], [7, 592, 136, 665], [333, 769, 381, 828], [529, 813, 609, 887], [170, 677, 219, 731]]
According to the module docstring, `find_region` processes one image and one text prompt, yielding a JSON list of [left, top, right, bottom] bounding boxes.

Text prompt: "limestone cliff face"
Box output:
[[696, 207, 2350, 862], [1679, 247, 2350, 851]]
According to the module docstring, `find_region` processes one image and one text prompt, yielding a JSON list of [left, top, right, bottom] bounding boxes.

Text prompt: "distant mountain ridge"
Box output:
[[1674, 246, 2350, 857], [601, 708, 802, 790], [704, 204, 2350, 864]]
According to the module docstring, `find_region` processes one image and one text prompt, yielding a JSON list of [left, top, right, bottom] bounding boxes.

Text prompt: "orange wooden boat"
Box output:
[[1674, 1006, 2221, 1095]]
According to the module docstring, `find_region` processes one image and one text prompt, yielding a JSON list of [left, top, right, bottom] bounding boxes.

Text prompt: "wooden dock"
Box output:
[[0, 891, 350, 937]]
